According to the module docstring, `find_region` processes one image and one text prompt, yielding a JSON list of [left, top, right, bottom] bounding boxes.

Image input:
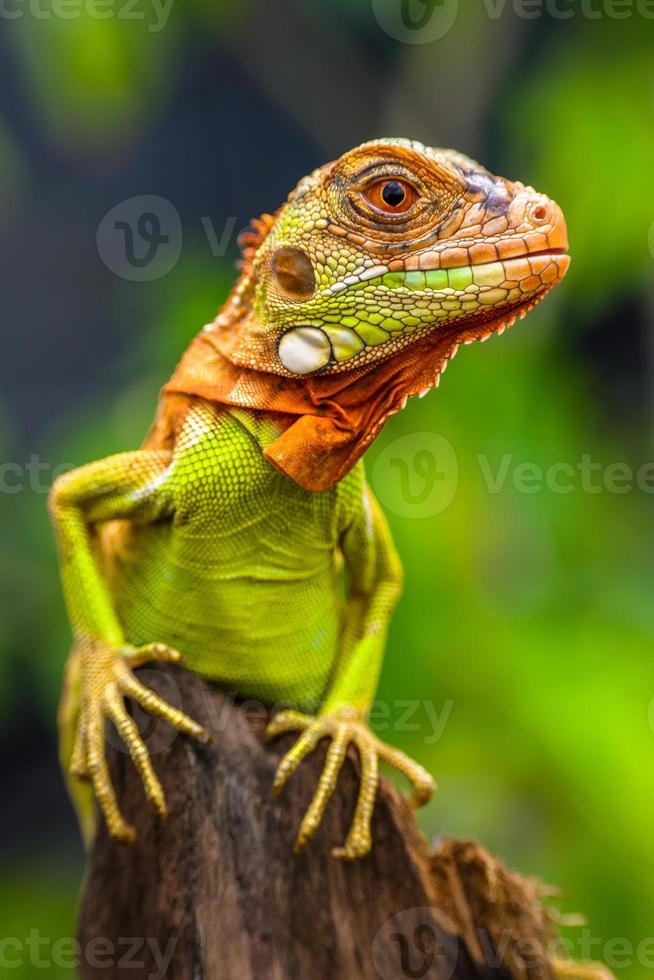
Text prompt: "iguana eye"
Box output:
[[362, 178, 418, 214]]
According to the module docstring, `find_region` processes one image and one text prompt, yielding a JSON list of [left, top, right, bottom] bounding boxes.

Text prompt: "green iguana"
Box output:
[[50, 138, 569, 859]]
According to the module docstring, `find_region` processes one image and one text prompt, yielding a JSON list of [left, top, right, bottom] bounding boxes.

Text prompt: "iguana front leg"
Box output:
[[49, 451, 207, 843], [267, 483, 435, 860]]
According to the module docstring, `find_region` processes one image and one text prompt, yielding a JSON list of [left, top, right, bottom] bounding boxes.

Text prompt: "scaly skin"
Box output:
[[50, 138, 569, 858]]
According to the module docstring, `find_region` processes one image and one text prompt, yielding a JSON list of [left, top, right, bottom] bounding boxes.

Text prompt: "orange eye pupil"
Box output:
[[363, 177, 418, 214]]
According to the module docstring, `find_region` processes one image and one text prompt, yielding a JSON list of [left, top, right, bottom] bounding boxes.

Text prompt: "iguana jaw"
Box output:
[[274, 247, 570, 376]]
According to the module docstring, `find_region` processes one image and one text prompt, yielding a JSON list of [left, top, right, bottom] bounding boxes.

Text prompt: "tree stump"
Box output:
[[77, 665, 562, 980]]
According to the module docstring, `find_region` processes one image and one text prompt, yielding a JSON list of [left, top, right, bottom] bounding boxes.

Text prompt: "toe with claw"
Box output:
[[266, 707, 435, 860], [72, 639, 209, 842]]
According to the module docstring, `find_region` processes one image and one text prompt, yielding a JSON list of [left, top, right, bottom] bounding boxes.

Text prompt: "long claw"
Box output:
[[265, 709, 312, 740], [332, 743, 378, 860], [122, 642, 182, 670], [118, 671, 210, 742], [86, 710, 135, 843], [69, 716, 89, 780], [104, 687, 167, 817], [294, 729, 348, 852], [377, 742, 435, 806], [272, 728, 320, 795]]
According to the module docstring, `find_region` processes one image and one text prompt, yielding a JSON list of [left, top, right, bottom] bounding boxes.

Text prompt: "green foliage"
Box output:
[[508, 28, 654, 310], [0, 861, 80, 978]]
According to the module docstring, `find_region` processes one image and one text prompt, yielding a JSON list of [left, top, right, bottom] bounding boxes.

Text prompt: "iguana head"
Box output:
[[215, 137, 569, 379], [163, 139, 569, 490]]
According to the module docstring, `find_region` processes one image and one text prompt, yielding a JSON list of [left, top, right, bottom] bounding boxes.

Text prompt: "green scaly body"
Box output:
[[108, 404, 394, 711]]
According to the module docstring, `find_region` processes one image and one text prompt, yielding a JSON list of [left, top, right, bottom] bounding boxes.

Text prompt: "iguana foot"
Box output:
[[266, 707, 435, 860], [71, 640, 209, 842]]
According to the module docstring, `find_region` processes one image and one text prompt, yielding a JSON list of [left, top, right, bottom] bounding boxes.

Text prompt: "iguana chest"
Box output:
[[108, 405, 358, 707], [169, 405, 342, 570]]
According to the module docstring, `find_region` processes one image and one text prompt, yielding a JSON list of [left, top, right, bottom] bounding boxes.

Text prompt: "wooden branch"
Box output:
[[77, 665, 561, 980]]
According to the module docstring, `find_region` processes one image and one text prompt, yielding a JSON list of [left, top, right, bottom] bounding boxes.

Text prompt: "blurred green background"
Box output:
[[1, 1, 653, 976]]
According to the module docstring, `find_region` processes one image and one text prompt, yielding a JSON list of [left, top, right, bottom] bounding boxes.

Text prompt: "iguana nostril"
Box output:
[[270, 246, 316, 300], [531, 204, 548, 223]]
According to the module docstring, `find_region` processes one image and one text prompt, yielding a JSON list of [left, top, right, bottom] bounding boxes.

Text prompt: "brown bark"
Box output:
[[77, 665, 559, 980]]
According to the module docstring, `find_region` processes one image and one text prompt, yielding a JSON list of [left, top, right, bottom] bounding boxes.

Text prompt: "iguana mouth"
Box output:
[[516, 246, 568, 259], [274, 248, 570, 376]]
